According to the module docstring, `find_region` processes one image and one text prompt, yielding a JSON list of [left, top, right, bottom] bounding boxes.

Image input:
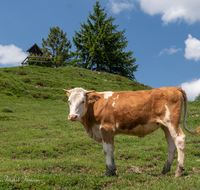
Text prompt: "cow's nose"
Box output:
[[68, 114, 77, 121]]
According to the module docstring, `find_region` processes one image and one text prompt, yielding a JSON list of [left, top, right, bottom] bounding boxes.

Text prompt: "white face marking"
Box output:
[[98, 91, 113, 99], [68, 88, 88, 122], [103, 141, 113, 166]]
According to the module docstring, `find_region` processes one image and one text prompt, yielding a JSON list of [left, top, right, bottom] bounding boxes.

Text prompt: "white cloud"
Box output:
[[0, 44, 28, 66], [109, 0, 200, 24], [180, 79, 200, 101], [108, 0, 135, 14], [184, 34, 200, 61], [138, 0, 200, 24], [159, 46, 182, 56]]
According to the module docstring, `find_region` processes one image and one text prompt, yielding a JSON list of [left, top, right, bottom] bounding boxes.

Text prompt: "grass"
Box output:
[[0, 65, 199, 189]]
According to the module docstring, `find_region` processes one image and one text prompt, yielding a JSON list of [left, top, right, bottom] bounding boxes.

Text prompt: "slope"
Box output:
[[0, 65, 151, 100]]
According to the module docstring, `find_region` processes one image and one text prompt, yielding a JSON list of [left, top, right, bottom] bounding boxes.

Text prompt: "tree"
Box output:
[[195, 93, 200, 101], [42, 27, 72, 68], [72, 1, 138, 80]]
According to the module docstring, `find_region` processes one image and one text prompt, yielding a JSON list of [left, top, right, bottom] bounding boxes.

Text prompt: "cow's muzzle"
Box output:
[[68, 114, 78, 121]]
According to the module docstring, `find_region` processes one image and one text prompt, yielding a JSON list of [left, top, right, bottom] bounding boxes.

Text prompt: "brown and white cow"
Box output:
[[63, 87, 200, 177]]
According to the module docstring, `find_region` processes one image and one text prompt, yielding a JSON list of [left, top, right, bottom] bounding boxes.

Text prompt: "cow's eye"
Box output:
[[82, 101, 85, 104]]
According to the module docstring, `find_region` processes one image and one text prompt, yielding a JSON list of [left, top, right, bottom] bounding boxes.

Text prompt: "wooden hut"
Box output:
[[21, 43, 52, 66], [26, 43, 43, 56]]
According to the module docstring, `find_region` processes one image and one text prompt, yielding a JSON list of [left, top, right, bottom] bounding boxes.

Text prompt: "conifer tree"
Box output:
[[72, 1, 138, 80], [42, 27, 72, 68]]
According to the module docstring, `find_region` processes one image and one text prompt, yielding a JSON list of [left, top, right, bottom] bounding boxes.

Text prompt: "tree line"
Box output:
[[30, 1, 138, 81]]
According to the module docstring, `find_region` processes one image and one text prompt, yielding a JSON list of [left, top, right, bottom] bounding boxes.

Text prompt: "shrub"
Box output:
[[0, 82, 8, 88], [2, 108, 13, 113], [33, 94, 39, 98], [42, 95, 49, 99], [23, 78, 31, 83], [3, 69, 9, 73], [5, 92, 13, 96], [116, 76, 121, 81], [36, 81, 43, 86], [19, 71, 27, 75], [130, 83, 138, 87]]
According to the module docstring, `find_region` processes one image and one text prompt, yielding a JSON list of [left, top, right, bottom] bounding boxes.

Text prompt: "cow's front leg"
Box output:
[[101, 128, 116, 176], [103, 139, 116, 176]]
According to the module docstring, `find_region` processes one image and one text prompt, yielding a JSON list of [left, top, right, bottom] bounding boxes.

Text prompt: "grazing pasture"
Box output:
[[0, 66, 199, 189]]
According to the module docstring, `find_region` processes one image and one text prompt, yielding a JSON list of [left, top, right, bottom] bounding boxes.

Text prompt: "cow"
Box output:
[[63, 87, 200, 177]]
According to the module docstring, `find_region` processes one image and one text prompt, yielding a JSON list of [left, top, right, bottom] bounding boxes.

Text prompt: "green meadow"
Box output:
[[0, 66, 199, 189]]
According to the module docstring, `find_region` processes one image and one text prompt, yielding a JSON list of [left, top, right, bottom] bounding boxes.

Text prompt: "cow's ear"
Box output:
[[87, 94, 100, 104], [86, 90, 95, 94], [63, 89, 70, 97]]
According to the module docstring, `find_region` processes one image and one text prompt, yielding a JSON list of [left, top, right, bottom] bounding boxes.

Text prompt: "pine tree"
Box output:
[[42, 27, 72, 68], [195, 93, 200, 101], [72, 1, 138, 80]]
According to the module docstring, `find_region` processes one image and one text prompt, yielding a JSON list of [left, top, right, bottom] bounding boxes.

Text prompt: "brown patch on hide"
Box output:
[[101, 127, 115, 145], [87, 93, 101, 104]]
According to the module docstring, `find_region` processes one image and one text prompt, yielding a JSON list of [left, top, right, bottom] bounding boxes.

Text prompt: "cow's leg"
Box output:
[[163, 104, 186, 177], [174, 127, 186, 177], [101, 128, 116, 176], [163, 124, 186, 177], [103, 139, 116, 176], [161, 126, 176, 175]]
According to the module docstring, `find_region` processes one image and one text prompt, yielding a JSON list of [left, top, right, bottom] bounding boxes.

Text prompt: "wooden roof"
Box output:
[[26, 43, 43, 55]]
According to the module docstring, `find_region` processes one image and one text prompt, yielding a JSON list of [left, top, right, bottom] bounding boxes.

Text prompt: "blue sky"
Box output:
[[1, 0, 200, 100]]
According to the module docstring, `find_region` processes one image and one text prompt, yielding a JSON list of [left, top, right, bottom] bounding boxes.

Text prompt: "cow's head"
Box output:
[[63, 88, 94, 122]]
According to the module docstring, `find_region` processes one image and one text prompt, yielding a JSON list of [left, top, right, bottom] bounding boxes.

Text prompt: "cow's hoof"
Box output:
[[105, 170, 116, 176], [175, 173, 182, 178]]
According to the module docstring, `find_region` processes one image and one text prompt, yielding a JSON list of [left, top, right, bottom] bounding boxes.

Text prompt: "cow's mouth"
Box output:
[[68, 114, 78, 121]]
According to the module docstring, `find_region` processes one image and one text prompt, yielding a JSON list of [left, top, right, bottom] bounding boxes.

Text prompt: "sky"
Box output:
[[1, 0, 200, 100]]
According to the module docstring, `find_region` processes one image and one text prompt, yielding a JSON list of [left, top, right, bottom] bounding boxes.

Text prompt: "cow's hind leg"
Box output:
[[101, 127, 116, 176], [162, 124, 186, 177], [161, 126, 176, 175], [174, 127, 186, 177]]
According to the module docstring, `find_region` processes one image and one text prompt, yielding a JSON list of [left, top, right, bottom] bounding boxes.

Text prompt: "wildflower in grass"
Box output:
[[126, 171, 127, 173]]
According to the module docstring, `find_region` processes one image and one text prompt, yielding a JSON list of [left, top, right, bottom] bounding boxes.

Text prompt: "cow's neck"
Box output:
[[81, 103, 97, 132]]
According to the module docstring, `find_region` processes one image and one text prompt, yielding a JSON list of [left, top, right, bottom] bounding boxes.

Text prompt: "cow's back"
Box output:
[[90, 87, 183, 134]]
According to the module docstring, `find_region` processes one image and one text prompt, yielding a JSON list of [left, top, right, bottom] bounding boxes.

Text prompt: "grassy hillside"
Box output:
[[0, 65, 151, 100], [0, 66, 199, 189]]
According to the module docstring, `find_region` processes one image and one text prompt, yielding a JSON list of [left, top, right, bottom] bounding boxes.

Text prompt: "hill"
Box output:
[[0, 66, 199, 189], [0, 65, 151, 100]]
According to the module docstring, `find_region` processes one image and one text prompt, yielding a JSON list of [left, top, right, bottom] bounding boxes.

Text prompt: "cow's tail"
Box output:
[[180, 88, 200, 135]]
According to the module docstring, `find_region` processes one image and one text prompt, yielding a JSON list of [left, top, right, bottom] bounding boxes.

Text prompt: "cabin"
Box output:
[[21, 43, 52, 66], [26, 43, 43, 56]]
